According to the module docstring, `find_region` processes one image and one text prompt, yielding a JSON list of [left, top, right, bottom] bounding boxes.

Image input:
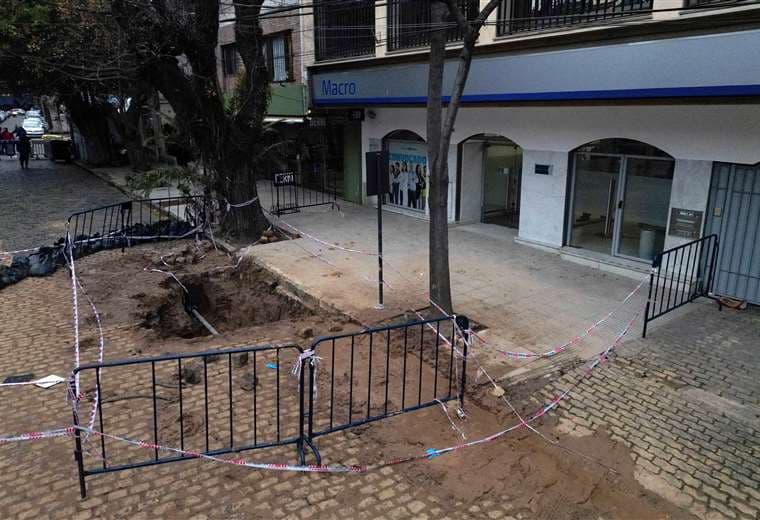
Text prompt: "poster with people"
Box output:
[[386, 140, 427, 212]]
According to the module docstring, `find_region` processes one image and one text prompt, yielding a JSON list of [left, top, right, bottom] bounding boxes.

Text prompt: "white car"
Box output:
[[0, 110, 7, 122], [10, 108, 25, 116], [25, 109, 41, 118], [22, 117, 45, 138]]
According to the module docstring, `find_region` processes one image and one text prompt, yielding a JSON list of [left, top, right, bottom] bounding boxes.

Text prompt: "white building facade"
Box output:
[[307, 0, 760, 303]]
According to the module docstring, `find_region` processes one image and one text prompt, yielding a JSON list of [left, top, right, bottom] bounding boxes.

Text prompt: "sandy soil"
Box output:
[[71, 241, 693, 519]]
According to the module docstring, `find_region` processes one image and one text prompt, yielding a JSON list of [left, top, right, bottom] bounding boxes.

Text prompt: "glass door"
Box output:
[[616, 157, 674, 261], [569, 154, 622, 255]]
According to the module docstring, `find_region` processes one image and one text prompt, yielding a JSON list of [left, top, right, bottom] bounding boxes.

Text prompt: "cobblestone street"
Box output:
[[0, 158, 124, 252], [549, 303, 760, 519]]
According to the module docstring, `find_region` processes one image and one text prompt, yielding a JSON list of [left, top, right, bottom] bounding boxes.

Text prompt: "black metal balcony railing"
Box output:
[[314, 0, 376, 61], [497, 0, 652, 35], [387, 0, 480, 51]]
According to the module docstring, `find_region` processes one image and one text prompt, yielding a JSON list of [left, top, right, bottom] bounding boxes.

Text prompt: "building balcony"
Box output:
[[314, 0, 376, 62], [496, 0, 652, 36], [386, 0, 479, 51]]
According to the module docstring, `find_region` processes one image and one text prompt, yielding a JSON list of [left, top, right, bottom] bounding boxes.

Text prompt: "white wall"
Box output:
[[664, 159, 714, 250], [360, 104, 759, 243], [519, 150, 570, 247], [363, 105, 760, 164]]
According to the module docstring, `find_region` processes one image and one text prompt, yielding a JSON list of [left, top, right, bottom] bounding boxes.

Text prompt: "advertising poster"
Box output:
[[386, 140, 428, 212]]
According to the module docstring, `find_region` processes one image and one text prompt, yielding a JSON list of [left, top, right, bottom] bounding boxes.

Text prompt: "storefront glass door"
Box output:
[[617, 158, 674, 260], [569, 154, 622, 255], [569, 152, 674, 261]]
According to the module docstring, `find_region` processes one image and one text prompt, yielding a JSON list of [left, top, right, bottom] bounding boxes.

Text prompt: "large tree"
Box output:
[[0, 0, 152, 168], [426, 0, 501, 314], [112, 0, 272, 236]]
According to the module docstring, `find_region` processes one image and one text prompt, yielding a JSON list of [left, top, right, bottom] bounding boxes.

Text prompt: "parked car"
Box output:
[[0, 110, 7, 122], [25, 115, 49, 132], [25, 109, 42, 118], [21, 117, 45, 138], [9, 108, 25, 116]]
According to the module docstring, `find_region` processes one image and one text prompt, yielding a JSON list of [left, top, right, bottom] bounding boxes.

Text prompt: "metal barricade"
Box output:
[[306, 315, 469, 440], [71, 315, 470, 497], [643, 234, 720, 337], [30, 139, 46, 159], [72, 343, 313, 498], [66, 195, 208, 259]]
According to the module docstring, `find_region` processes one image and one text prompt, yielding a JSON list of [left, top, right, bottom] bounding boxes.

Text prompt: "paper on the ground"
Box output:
[[34, 375, 65, 389]]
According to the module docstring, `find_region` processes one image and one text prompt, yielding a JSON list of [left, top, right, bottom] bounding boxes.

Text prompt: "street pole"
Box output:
[[376, 153, 384, 310]]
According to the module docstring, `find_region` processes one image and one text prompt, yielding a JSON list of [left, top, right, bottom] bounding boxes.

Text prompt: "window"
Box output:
[[387, 0, 478, 51], [222, 44, 240, 76], [264, 33, 292, 82], [314, 0, 376, 61]]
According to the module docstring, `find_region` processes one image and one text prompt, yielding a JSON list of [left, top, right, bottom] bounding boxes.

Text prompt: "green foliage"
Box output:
[[126, 166, 203, 198]]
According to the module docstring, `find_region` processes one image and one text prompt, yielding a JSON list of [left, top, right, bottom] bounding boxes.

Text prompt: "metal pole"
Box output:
[[376, 153, 384, 310], [298, 356, 306, 465], [70, 378, 87, 499], [456, 315, 469, 409]]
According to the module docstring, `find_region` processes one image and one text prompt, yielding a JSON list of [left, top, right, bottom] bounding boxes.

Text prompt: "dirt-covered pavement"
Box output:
[[0, 240, 703, 519]]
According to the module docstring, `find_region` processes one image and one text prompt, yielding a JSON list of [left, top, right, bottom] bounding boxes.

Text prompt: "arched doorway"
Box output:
[[568, 138, 674, 261], [457, 134, 522, 228], [382, 130, 428, 213]]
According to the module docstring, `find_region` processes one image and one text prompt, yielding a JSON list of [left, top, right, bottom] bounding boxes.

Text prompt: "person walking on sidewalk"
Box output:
[[14, 126, 30, 169]]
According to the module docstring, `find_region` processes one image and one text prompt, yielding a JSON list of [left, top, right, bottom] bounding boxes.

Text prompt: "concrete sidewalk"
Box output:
[[241, 199, 656, 372]]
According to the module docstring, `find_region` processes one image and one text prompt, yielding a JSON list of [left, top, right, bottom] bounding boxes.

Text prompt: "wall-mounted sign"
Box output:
[[348, 108, 365, 121], [669, 208, 703, 239], [273, 171, 296, 187]]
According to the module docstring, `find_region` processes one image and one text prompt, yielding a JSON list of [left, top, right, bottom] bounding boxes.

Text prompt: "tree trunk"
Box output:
[[426, 2, 454, 315], [112, 0, 271, 239]]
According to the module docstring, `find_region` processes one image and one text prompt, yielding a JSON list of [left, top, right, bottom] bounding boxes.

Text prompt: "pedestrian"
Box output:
[[0, 127, 13, 157], [14, 126, 30, 169]]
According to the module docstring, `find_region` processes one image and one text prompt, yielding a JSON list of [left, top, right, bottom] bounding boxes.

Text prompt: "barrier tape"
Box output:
[[71, 313, 638, 473], [0, 427, 74, 443]]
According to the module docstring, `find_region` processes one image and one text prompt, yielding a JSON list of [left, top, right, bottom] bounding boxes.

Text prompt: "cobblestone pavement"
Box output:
[[547, 303, 760, 519], [0, 158, 125, 252], [1, 241, 758, 518], [0, 246, 529, 520]]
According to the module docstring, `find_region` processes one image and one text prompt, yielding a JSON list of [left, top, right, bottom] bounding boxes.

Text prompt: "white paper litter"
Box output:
[[34, 375, 65, 389]]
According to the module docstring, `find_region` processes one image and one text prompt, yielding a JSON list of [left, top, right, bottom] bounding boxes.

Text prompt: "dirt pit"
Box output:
[[70, 241, 694, 518], [141, 264, 314, 338]]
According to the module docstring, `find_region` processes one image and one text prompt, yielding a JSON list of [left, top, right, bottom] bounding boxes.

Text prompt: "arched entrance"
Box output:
[[568, 138, 674, 261], [457, 134, 523, 228], [382, 130, 428, 213]]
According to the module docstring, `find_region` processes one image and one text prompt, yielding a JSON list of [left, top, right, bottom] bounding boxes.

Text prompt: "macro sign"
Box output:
[[310, 29, 760, 106]]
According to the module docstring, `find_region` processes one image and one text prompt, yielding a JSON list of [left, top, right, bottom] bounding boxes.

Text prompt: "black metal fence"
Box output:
[[314, 0, 376, 61], [72, 343, 314, 498], [643, 234, 719, 337], [71, 315, 469, 497], [387, 0, 479, 51], [270, 170, 337, 216], [497, 0, 651, 35], [66, 196, 208, 259], [307, 315, 469, 439]]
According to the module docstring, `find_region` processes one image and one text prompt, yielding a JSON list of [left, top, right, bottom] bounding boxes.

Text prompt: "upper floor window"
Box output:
[[264, 32, 292, 82], [314, 0, 376, 61], [222, 43, 240, 76], [496, 0, 652, 35], [387, 0, 479, 52]]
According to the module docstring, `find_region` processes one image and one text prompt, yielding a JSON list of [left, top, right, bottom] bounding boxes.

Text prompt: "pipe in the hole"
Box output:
[[190, 308, 220, 336]]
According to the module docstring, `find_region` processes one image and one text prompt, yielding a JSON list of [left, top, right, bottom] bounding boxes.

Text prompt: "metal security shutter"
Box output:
[[705, 162, 760, 304]]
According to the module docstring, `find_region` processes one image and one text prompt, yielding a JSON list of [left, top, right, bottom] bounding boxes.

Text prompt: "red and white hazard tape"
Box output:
[[72, 311, 637, 473], [0, 427, 74, 443]]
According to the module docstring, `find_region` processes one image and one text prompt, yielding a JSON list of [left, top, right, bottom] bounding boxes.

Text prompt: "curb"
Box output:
[[73, 161, 136, 200]]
